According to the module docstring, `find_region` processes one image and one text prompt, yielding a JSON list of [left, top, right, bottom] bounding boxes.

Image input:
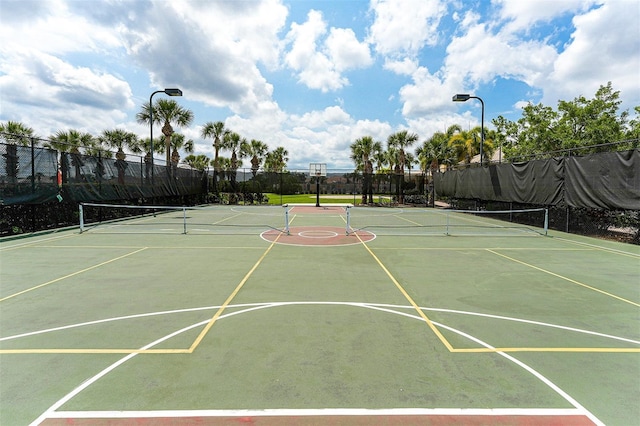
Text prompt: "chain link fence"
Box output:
[[1, 133, 638, 243]]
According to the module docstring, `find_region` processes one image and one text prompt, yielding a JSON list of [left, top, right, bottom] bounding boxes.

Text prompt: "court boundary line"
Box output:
[[0, 247, 149, 303], [47, 407, 589, 419], [29, 303, 605, 426], [354, 232, 455, 351], [2, 299, 638, 355], [486, 249, 640, 307], [0, 232, 77, 251], [552, 236, 640, 258], [187, 230, 284, 352]]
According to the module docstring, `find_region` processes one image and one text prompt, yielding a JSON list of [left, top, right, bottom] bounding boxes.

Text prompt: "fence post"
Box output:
[[30, 137, 36, 194]]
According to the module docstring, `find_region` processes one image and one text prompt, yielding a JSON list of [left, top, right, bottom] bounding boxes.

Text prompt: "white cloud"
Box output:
[[445, 11, 557, 87], [398, 67, 460, 118], [284, 10, 346, 92], [118, 1, 288, 116], [284, 10, 371, 92], [325, 27, 373, 71], [383, 58, 419, 76], [0, 0, 121, 56], [1, 0, 636, 172], [544, 1, 640, 108], [0, 50, 133, 135], [368, 0, 447, 57], [495, 0, 600, 34]]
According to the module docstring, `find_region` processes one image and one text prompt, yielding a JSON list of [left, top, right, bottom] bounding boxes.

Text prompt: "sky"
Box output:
[[1, 0, 639, 171]]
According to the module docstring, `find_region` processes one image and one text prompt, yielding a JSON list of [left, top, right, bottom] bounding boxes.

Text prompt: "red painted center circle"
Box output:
[[261, 226, 375, 246]]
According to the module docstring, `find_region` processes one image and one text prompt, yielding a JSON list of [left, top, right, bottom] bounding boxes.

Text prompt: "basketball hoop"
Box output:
[[309, 163, 327, 207], [309, 163, 327, 177]]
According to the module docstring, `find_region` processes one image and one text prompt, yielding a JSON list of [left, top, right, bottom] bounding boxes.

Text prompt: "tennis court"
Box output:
[[1, 204, 638, 425]]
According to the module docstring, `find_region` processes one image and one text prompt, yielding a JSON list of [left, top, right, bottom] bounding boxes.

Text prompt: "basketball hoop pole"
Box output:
[[310, 163, 325, 208]]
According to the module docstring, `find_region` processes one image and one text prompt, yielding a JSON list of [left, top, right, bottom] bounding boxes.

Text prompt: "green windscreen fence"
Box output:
[[435, 149, 640, 210], [0, 143, 205, 205]]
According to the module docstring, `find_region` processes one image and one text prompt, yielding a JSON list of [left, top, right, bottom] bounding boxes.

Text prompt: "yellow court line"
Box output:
[[393, 214, 423, 227], [0, 247, 149, 303], [354, 233, 455, 352], [0, 348, 191, 354], [0, 233, 77, 251], [31, 245, 267, 250], [187, 232, 283, 352], [486, 249, 640, 307], [211, 213, 244, 225], [451, 347, 640, 353], [372, 247, 594, 251]]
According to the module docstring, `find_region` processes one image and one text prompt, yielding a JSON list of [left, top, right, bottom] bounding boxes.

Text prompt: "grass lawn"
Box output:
[[264, 193, 366, 205]]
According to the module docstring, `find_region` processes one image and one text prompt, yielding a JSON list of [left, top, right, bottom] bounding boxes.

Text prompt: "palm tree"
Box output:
[[243, 139, 269, 178], [387, 130, 418, 203], [387, 130, 419, 174], [100, 129, 140, 184], [221, 131, 244, 190], [350, 136, 382, 204], [168, 133, 194, 175], [214, 156, 232, 182], [263, 147, 289, 197], [264, 146, 289, 172], [47, 130, 95, 183], [135, 137, 163, 180], [416, 126, 459, 175], [449, 126, 494, 165], [137, 98, 193, 175], [372, 149, 388, 193], [183, 154, 211, 171], [0, 121, 35, 185], [201, 121, 229, 192], [385, 144, 401, 202]]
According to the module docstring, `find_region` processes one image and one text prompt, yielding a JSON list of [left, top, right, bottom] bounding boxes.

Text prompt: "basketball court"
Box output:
[[1, 203, 639, 425]]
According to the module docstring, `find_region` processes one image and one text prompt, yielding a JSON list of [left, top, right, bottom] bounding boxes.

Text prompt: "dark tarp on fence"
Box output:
[[565, 150, 640, 210], [436, 158, 563, 206], [435, 149, 639, 210], [0, 143, 204, 205]]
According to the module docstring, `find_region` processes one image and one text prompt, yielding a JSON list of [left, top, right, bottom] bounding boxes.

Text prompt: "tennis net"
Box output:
[[345, 206, 548, 236], [79, 203, 290, 235]]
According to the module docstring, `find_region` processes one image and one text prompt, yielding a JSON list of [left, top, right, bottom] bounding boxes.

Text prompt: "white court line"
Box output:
[[48, 407, 587, 419], [4, 301, 638, 346], [553, 236, 640, 258], [433, 321, 604, 426], [29, 302, 609, 425]]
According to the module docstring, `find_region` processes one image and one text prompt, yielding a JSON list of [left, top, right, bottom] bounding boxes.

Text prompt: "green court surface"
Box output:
[[1, 205, 638, 425]]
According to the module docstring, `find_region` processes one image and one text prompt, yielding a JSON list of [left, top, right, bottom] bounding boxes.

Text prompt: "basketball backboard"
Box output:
[[309, 163, 327, 177]]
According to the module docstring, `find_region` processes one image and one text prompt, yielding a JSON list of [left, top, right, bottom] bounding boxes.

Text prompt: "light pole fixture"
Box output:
[[149, 88, 183, 186], [452, 93, 485, 165]]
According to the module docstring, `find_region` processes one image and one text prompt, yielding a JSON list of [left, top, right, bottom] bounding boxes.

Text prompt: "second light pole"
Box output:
[[453, 93, 485, 165]]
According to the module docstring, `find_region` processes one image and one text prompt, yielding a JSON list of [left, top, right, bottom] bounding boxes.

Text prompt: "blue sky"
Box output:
[[1, 0, 638, 170]]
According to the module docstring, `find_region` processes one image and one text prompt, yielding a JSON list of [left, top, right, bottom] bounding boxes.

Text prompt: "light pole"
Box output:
[[452, 93, 485, 165], [149, 88, 182, 186]]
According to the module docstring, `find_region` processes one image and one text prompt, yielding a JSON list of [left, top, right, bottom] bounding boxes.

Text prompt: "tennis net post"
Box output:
[[283, 204, 290, 235], [345, 205, 352, 235], [79, 203, 85, 233]]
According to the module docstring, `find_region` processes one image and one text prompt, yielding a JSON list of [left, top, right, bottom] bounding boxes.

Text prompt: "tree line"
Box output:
[[350, 82, 638, 179], [2, 82, 638, 188], [0, 100, 290, 189]]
